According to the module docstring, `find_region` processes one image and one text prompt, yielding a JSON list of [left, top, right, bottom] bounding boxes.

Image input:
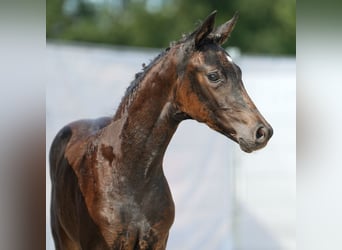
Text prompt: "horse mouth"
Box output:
[[216, 124, 270, 153], [237, 137, 267, 153]]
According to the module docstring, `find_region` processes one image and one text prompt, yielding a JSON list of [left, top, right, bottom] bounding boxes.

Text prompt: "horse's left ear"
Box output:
[[194, 10, 217, 47], [213, 12, 239, 45]]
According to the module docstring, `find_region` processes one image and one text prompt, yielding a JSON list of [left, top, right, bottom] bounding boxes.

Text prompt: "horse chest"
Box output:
[[92, 183, 175, 249], [99, 181, 175, 229]]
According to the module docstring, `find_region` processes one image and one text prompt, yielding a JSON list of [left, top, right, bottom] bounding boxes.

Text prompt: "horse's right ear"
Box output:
[[193, 10, 217, 47]]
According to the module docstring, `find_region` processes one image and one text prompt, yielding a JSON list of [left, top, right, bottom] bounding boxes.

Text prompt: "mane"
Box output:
[[125, 49, 169, 97], [113, 26, 204, 120], [113, 48, 170, 119]]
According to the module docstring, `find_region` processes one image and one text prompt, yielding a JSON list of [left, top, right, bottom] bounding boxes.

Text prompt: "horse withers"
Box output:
[[50, 11, 272, 250]]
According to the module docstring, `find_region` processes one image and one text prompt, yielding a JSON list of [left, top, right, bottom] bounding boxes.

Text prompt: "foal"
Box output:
[[50, 11, 272, 250]]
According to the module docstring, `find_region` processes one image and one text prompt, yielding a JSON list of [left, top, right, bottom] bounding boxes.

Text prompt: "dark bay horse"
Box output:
[[50, 11, 272, 250]]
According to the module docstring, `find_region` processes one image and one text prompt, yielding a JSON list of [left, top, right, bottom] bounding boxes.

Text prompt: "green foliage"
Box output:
[[46, 0, 295, 55]]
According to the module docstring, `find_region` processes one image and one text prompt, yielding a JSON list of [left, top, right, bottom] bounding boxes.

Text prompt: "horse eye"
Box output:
[[207, 72, 220, 83]]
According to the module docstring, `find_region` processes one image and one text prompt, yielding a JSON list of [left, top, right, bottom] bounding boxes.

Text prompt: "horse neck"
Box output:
[[103, 50, 181, 180]]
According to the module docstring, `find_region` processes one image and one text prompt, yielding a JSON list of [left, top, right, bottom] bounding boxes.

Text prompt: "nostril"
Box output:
[[256, 126, 267, 141]]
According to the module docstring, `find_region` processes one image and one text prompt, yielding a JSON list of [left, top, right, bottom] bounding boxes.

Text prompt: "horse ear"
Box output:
[[194, 10, 217, 47], [213, 12, 239, 45]]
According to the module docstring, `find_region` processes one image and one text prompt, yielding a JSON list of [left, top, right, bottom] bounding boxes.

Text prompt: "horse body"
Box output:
[[50, 11, 273, 250], [51, 52, 180, 249]]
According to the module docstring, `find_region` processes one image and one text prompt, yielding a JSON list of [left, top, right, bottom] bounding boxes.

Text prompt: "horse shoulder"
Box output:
[[50, 116, 112, 192], [62, 116, 110, 163]]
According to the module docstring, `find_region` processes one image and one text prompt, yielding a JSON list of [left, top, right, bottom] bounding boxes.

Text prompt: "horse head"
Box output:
[[173, 11, 273, 153]]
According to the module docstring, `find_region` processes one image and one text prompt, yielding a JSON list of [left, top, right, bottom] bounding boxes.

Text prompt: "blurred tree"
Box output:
[[46, 0, 295, 55], [46, 0, 65, 37]]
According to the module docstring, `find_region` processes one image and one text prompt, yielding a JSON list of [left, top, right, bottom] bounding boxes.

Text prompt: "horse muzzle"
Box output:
[[237, 124, 273, 153]]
